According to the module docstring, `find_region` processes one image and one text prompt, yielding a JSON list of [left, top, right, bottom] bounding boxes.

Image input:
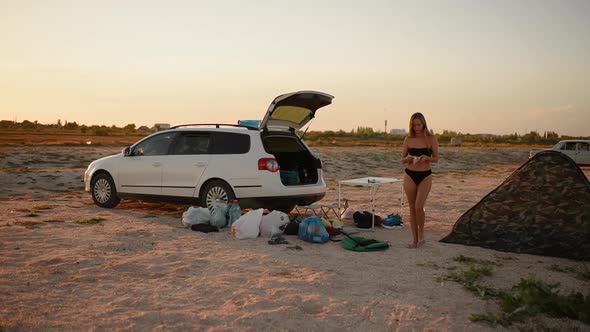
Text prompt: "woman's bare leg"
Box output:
[[403, 174, 418, 248], [414, 176, 432, 246]]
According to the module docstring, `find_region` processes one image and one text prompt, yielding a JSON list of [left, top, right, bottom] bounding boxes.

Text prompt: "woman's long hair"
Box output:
[[408, 112, 433, 137]]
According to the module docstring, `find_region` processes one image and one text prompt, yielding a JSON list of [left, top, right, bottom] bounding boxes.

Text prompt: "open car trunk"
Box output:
[[262, 133, 320, 186]]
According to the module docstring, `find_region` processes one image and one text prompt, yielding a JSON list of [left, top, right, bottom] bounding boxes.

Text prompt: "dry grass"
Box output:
[[13, 221, 43, 228], [73, 217, 105, 224]]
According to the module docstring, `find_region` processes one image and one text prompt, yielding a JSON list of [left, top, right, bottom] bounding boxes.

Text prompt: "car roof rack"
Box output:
[[170, 123, 259, 130]]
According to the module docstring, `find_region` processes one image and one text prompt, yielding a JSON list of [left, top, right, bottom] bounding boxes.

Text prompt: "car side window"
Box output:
[[563, 142, 576, 151], [578, 143, 589, 151], [172, 133, 211, 155], [132, 133, 176, 156], [210, 132, 250, 154]]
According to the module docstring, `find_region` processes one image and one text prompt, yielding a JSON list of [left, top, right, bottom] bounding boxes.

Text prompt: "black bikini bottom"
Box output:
[[405, 168, 432, 185]]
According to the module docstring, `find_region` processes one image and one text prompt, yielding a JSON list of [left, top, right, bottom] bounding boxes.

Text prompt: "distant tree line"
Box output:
[[0, 120, 152, 136], [299, 126, 587, 146], [435, 129, 573, 145], [1, 120, 586, 145]]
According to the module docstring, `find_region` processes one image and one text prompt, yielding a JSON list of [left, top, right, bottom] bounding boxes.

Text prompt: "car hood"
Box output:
[[260, 91, 334, 131], [88, 153, 121, 168]]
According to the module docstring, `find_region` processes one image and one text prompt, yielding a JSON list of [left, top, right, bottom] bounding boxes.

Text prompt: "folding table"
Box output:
[[338, 177, 404, 230]]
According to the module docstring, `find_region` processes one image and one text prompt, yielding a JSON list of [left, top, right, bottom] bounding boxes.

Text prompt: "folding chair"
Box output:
[[294, 204, 323, 217], [295, 199, 348, 220], [320, 204, 339, 219]]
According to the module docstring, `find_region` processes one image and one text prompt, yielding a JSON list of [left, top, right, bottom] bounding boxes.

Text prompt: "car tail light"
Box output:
[[258, 158, 279, 172]]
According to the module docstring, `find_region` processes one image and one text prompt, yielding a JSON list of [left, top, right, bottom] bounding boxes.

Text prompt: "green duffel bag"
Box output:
[[340, 234, 390, 252]]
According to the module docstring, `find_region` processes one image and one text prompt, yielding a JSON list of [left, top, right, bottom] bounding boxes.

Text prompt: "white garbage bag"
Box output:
[[259, 210, 289, 238], [231, 208, 263, 239]]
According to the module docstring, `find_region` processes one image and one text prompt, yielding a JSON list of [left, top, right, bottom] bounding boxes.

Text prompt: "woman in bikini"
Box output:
[[401, 112, 439, 248]]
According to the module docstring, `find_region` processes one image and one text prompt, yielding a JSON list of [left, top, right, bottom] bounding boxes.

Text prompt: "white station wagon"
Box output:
[[529, 140, 590, 166], [84, 91, 334, 212]]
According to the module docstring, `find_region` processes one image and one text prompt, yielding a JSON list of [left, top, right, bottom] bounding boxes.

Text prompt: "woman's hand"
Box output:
[[418, 155, 429, 163]]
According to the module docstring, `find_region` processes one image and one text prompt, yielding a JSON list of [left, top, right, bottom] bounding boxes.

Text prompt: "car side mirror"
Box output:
[[123, 146, 131, 156]]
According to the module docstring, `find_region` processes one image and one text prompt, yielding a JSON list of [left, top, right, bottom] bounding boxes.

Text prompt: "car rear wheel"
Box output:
[[91, 173, 121, 208], [201, 180, 235, 210]]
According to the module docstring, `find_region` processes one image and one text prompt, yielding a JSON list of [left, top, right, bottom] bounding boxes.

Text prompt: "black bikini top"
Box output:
[[408, 147, 432, 157]]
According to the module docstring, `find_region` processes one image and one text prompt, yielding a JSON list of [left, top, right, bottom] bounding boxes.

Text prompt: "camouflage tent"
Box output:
[[441, 151, 590, 261]]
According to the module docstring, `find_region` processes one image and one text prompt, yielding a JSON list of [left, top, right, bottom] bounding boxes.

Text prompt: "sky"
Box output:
[[1, 0, 589, 136]]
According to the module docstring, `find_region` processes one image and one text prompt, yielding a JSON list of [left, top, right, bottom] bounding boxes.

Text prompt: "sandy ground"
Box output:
[[1, 144, 589, 331]]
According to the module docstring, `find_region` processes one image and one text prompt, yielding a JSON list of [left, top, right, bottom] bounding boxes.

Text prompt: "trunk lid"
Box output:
[[260, 91, 334, 131]]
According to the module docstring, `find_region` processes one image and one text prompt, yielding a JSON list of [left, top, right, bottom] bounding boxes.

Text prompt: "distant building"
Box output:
[[390, 128, 407, 136], [153, 123, 170, 131]]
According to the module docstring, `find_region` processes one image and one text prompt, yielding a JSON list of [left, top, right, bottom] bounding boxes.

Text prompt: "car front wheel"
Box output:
[[201, 180, 235, 210], [91, 173, 121, 208]]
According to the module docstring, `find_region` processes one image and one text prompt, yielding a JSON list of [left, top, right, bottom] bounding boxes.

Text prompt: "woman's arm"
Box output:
[[401, 137, 412, 164], [425, 135, 439, 163]]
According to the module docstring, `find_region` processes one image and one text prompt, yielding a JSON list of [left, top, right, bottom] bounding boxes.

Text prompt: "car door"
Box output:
[[559, 142, 578, 161], [118, 132, 176, 195], [161, 132, 211, 197], [576, 142, 590, 165]]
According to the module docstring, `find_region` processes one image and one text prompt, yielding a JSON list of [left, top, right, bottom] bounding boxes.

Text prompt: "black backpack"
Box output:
[[282, 219, 300, 235], [353, 211, 380, 229]]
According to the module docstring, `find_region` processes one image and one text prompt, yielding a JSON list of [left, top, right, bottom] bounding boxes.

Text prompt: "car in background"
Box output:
[[84, 90, 334, 212], [529, 140, 590, 166]]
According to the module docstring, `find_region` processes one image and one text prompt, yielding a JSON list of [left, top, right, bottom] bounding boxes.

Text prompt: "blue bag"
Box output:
[[210, 200, 229, 228], [381, 213, 403, 229], [298, 216, 330, 244]]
